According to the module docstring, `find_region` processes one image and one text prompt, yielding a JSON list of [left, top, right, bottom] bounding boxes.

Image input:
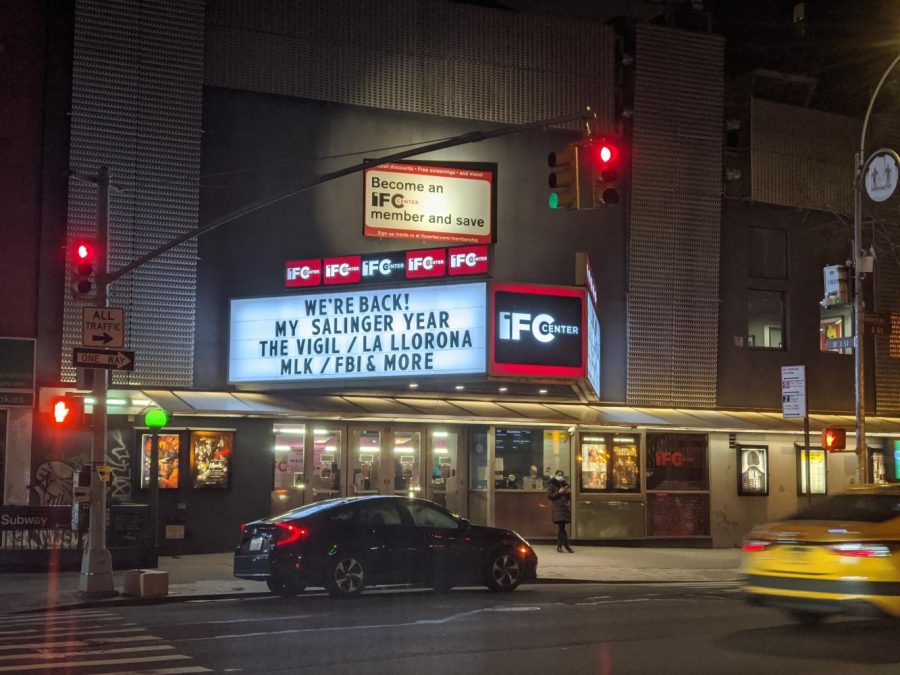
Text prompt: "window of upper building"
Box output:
[[748, 227, 787, 279], [748, 289, 784, 349]]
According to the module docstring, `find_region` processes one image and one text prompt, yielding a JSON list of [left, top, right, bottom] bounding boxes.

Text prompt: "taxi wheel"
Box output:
[[266, 577, 304, 598], [788, 610, 824, 626]]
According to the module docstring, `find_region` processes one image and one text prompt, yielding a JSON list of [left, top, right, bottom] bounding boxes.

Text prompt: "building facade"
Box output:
[[4, 0, 900, 556]]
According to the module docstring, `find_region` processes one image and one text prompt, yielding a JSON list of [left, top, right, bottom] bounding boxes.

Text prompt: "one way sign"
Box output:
[[82, 307, 124, 349], [72, 347, 135, 371]]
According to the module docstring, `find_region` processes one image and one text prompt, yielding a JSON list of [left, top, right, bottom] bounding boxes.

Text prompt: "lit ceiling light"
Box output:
[[409, 383, 419, 389], [106, 398, 127, 406], [498, 386, 508, 393], [274, 427, 305, 435], [455, 385, 465, 391], [538, 389, 548, 395], [131, 399, 152, 406], [432, 431, 448, 437]]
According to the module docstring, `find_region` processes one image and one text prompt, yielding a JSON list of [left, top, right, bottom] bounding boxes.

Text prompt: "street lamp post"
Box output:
[[853, 51, 900, 485]]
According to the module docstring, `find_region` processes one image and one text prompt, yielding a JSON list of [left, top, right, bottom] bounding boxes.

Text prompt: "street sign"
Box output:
[[82, 307, 124, 348], [865, 150, 899, 203], [72, 347, 135, 371], [826, 336, 855, 351], [781, 365, 807, 419]]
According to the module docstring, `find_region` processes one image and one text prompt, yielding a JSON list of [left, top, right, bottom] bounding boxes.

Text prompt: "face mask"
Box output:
[[555, 474, 565, 480]]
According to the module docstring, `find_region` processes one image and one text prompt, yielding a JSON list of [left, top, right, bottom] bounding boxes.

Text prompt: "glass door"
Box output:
[[428, 429, 462, 513], [311, 426, 343, 501], [349, 426, 423, 496]]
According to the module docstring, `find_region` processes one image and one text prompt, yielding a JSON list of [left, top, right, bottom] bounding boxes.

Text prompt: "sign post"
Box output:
[[782, 365, 812, 506]]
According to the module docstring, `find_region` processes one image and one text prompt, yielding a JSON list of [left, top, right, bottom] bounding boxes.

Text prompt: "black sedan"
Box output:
[[234, 495, 538, 598]]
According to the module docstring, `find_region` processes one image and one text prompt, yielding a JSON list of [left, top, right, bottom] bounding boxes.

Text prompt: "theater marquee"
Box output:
[[228, 282, 487, 385]]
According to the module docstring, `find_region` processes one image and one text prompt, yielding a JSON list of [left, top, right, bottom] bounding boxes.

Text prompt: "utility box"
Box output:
[[122, 569, 169, 598]]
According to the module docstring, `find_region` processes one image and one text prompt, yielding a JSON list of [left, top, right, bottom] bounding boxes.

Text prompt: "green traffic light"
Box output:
[[548, 193, 559, 209]]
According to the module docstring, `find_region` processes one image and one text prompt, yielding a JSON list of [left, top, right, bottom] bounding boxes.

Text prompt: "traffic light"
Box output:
[[70, 239, 97, 299], [48, 395, 84, 428], [822, 427, 847, 452], [548, 143, 586, 210], [585, 137, 622, 206]]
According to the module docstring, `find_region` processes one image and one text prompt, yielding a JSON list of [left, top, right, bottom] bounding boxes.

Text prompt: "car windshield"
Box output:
[[792, 494, 900, 523]]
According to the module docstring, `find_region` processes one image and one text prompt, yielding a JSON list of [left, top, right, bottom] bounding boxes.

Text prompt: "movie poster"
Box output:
[[141, 433, 181, 489], [189, 430, 233, 489], [738, 445, 768, 496]]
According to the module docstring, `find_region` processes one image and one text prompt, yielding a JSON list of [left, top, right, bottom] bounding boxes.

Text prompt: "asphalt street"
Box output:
[[4, 582, 900, 674]]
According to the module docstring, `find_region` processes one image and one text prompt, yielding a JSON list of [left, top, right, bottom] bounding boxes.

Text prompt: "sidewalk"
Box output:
[[0, 545, 743, 615]]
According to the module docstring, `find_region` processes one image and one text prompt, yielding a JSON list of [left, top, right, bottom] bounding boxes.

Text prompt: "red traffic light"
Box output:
[[821, 427, 847, 452], [48, 396, 84, 428], [75, 242, 94, 261], [589, 139, 619, 167], [70, 239, 97, 298]]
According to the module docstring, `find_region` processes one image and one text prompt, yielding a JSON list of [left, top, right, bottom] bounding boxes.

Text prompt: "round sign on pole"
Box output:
[[864, 149, 899, 203]]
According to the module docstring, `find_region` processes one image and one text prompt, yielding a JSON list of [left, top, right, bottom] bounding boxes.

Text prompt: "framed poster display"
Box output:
[[646, 433, 708, 491], [140, 433, 181, 489], [578, 434, 640, 493], [189, 430, 233, 489], [737, 445, 768, 496], [796, 445, 827, 495]]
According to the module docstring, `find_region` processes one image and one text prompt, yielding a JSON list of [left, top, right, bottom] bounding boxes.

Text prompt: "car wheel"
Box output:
[[788, 610, 825, 626], [326, 554, 367, 599], [485, 549, 522, 592], [266, 577, 304, 598]]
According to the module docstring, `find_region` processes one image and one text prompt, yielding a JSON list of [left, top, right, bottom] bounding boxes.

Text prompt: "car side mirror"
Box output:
[[458, 517, 470, 531]]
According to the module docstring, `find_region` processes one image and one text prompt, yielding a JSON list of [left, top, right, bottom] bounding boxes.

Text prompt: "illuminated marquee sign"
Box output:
[[364, 161, 496, 245], [489, 283, 585, 378], [285, 245, 489, 289], [229, 282, 487, 385]]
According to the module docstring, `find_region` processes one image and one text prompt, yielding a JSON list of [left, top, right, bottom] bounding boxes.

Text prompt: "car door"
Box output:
[[352, 500, 416, 584], [404, 500, 467, 584]]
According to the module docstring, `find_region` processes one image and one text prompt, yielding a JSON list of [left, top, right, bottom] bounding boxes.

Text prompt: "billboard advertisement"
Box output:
[[229, 282, 487, 385], [364, 161, 495, 245]]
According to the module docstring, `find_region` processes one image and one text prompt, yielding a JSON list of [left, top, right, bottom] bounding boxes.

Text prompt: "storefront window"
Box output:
[[469, 428, 488, 490], [579, 433, 640, 493], [273, 424, 305, 491], [430, 430, 460, 511], [645, 433, 708, 491], [494, 428, 571, 490], [797, 445, 827, 495]]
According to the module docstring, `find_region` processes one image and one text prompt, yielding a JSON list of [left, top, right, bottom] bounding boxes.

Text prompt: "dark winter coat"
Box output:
[[547, 477, 571, 524]]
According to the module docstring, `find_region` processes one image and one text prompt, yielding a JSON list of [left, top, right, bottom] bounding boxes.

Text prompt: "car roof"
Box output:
[[845, 484, 900, 496], [267, 494, 449, 523]]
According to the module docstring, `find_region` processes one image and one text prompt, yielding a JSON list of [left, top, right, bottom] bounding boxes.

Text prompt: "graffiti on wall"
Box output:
[[31, 430, 132, 506]]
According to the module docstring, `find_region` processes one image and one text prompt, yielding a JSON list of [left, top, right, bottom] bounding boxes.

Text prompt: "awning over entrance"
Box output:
[[124, 390, 900, 436]]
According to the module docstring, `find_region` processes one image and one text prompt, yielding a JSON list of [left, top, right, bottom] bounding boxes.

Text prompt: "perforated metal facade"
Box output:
[[751, 99, 855, 214], [627, 25, 723, 408], [63, 0, 204, 386], [204, 0, 614, 127]]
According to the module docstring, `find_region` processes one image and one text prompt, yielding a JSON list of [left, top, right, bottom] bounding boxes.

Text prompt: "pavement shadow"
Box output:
[[718, 618, 900, 665]]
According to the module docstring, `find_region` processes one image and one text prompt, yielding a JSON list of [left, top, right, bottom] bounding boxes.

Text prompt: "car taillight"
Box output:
[[742, 540, 771, 552], [240, 523, 246, 533], [517, 545, 530, 556], [274, 522, 309, 547], [829, 543, 892, 558]]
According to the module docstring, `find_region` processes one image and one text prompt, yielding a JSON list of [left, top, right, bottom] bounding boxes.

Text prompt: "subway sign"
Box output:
[[229, 282, 487, 385], [489, 283, 586, 378], [285, 245, 489, 289]]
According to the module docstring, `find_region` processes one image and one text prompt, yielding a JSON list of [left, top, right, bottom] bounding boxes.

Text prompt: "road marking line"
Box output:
[[0, 612, 114, 627], [0, 653, 190, 672], [86, 635, 162, 645], [0, 644, 173, 661], [26, 627, 145, 638], [99, 667, 211, 674], [175, 606, 542, 642], [0, 641, 84, 651]]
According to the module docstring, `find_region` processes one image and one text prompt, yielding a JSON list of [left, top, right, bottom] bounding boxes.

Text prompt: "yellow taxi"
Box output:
[[741, 485, 900, 625]]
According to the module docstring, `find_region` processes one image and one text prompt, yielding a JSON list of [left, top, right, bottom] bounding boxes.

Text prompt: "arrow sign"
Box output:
[[82, 307, 124, 348], [72, 347, 135, 371]]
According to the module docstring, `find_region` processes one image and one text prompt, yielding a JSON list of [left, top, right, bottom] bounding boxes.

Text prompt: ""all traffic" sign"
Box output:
[[82, 307, 124, 348]]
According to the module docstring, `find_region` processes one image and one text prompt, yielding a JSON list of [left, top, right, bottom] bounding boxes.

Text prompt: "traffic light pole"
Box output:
[[79, 166, 115, 595]]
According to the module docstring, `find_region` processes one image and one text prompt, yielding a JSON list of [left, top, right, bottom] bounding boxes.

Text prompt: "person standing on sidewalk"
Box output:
[[547, 470, 574, 553]]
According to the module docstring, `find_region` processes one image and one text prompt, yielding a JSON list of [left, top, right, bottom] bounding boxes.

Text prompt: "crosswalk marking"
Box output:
[[99, 667, 212, 674], [0, 653, 190, 672], [0, 609, 206, 674], [0, 644, 174, 662]]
